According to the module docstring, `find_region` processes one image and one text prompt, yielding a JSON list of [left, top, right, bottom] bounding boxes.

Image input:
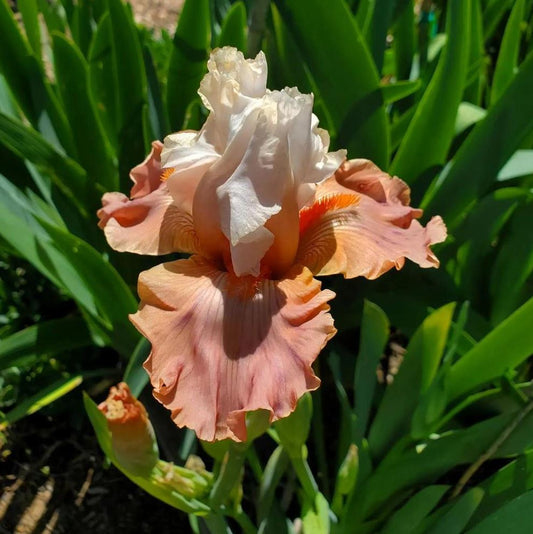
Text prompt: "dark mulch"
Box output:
[[0, 413, 191, 534]]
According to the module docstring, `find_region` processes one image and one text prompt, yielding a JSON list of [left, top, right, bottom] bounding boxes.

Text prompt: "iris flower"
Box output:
[[98, 48, 446, 442]]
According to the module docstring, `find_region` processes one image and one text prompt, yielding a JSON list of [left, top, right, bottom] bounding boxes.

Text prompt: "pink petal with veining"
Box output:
[[297, 159, 447, 279], [130, 256, 336, 442]]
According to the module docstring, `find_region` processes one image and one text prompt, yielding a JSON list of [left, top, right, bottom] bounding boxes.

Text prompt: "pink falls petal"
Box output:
[[97, 141, 200, 255], [297, 160, 447, 279], [130, 256, 336, 442], [98, 187, 198, 255]]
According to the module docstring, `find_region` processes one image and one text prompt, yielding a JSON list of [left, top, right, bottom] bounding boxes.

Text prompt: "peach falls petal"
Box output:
[[98, 46, 446, 442], [131, 257, 335, 442]]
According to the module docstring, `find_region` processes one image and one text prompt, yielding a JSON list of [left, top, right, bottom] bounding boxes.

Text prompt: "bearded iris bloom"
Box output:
[[98, 47, 446, 442]]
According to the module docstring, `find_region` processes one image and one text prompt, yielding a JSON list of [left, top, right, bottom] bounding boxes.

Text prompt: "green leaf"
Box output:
[[482, 0, 514, 42], [216, 1, 247, 52], [360, 407, 533, 520], [426, 488, 484, 534], [0, 112, 88, 216], [258, 446, 289, 523], [124, 337, 151, 397], [0, 176, 138, 355], [368, 303, 455, 460], [0, 0, 74, 153], [0, 317, 93, 369], [470, 451, 533, 525], [106, 0, 147, 191], [454, 102, 487, 136], [52, 33, 117, 193], [497, 150, 533, 181], [364, 0, 397, 74], [446, 297, 533, 402], [463, 0, 485, 105], [381, 79, 421, 104], [491, 0, 526, 105], [274, 0, 389, 168], [166, 0, 210, 131], [424, 51, 533, 230], [18, 0, 42, 62], [393, 0, 415, 81], [84, 394, 211, 515], [451, 188, 524, 299], [465, 489, 533, 534], [381, 485, 450, 534], [489, 203, 533, 324], [391, 0, 471, 185], [353, 300, 390, 440], [2, 375, 83, 426], [88, 13, 118, 150]]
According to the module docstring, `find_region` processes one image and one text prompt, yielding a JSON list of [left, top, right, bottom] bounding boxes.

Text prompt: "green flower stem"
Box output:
[[228, 507, 257, 534], [289, 447, 319, 501], [209, 443, 247, 508], [203, 513, 231, 534]]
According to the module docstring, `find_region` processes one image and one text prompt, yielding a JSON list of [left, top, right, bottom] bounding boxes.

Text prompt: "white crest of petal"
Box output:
[[216, 87, 344, 276]]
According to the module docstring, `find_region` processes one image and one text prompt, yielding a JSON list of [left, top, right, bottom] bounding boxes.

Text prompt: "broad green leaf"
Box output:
[[88, 13, 118, 150], [84, 394, 211, 515], [0, 317, 93, 369], [0, 112, 88, 216], [426, 488, 484, 534], [267, 4, 316, 96], [466, 489, 533, 534], [0, 176, 138, 355], [142, 43, 169, 143], [472, 451, 533, 524], [365, 0, 396, 73], [71, 0, 93, 57], [353, 300, 389, 440], [391, 0, 471, 185], [360, 407, 533, 520], [258, 446, 289, 523], [123, 337, 151, 397], [0, 0, 74, 153], [393, 0, 415, 81], [274, 0, 389, 167], [381, 485, 450, 534], [53, 33, 117, 193], [497, 150, 533, 181], [106, 0, 147, 191], [166, 0, 210, 130], [381, 80, 421, 104], [424, 51, 533, 229], [37, 0, 66, 34], [463, 0, 485, 105], [38, 219, 139, 355], [18, 0, 42, 62], [216, 1, 247, 52], [491, 0, 525, 105], [0, 0, 39, 119], [454, 102, 487, 137], [368, 303, 455, 460], [451, 188, 524, 300], [329, 350, 358, 461], [482, 0, 515, 42], [2, 375, 83, 426], [489, 203, 533, 324], [446, 297, 533, 401]]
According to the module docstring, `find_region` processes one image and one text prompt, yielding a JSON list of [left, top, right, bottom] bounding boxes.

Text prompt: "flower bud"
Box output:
[[98, 382, 158, 476]]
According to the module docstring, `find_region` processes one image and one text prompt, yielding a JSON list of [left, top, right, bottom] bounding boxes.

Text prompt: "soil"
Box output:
[[0, 414, 190, 534], [127, 0, 185, 34]]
